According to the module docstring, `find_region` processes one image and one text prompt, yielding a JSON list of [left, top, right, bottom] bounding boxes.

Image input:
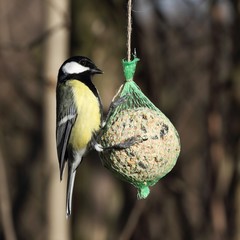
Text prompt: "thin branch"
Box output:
[[119, 200, 147, 240]]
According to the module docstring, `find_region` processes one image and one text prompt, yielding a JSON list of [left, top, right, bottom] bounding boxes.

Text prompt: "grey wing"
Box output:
[[56, 84, 78, 180], [56, 83, 78, 179]]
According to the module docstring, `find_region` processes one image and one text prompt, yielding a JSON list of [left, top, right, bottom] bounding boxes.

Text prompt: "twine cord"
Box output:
[[127, 0, 132, 61], [123, 0, 139, 82]]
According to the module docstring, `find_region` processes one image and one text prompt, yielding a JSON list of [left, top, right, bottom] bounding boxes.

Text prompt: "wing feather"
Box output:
[[56, 114, 77, 180], [56, 84, 77, 180]]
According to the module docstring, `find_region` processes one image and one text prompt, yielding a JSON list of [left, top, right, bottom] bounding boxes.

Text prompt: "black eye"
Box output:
[[80, 60, 87, 66]]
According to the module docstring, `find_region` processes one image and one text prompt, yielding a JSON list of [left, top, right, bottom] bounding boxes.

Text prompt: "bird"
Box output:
[[56, 56, 104, 217]]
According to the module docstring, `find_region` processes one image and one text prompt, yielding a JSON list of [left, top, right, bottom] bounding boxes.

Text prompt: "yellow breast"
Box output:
[[67, 80, 101, 150]]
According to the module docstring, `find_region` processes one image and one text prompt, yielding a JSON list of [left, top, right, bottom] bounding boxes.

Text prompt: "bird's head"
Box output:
[[58, 56, 103, 82]]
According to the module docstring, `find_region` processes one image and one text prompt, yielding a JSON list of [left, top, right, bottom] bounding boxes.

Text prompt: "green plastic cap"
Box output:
[[122, 57, 140, 81], [137, 185, 150, 199]]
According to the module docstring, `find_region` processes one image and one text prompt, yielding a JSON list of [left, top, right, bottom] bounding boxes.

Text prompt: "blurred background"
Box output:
[[0, 0, 240, 240]]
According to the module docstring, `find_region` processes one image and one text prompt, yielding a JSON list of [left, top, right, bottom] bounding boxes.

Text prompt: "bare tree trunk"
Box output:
[[232, 2, 240, 239], [43, 0, 70, 239], [0, 146, 17, 240], [0, 1, 17, 239]]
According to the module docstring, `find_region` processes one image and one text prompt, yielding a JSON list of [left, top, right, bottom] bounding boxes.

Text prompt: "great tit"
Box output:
[[56, 56, 104, 217]]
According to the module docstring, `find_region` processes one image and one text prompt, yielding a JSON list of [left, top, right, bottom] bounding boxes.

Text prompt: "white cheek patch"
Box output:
[[62, 61, 90, 74]]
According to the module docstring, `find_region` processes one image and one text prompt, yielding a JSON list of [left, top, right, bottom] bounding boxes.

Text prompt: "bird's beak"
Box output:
[[91, 67, 103, 74]]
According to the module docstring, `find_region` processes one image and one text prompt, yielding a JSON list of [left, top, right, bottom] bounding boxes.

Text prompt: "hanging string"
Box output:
[[127, 0, 132, 62], [123, 0, 139, 82]]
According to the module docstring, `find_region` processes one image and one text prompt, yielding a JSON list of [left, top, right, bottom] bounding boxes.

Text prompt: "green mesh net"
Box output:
[[99, 57, 180, 199]]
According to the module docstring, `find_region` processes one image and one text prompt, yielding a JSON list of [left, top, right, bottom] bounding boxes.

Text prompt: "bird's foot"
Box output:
[[94, 136, 140, 153], [103, 94, 130, 127]]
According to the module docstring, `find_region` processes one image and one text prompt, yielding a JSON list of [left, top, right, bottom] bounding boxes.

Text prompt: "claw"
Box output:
[[103, 136, 140, 151], [111, 94, 130, 108], [104, 94, 131, 124]]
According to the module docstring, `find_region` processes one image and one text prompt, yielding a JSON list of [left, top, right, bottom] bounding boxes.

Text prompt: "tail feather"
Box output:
[[66, 166, 76, 217]]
